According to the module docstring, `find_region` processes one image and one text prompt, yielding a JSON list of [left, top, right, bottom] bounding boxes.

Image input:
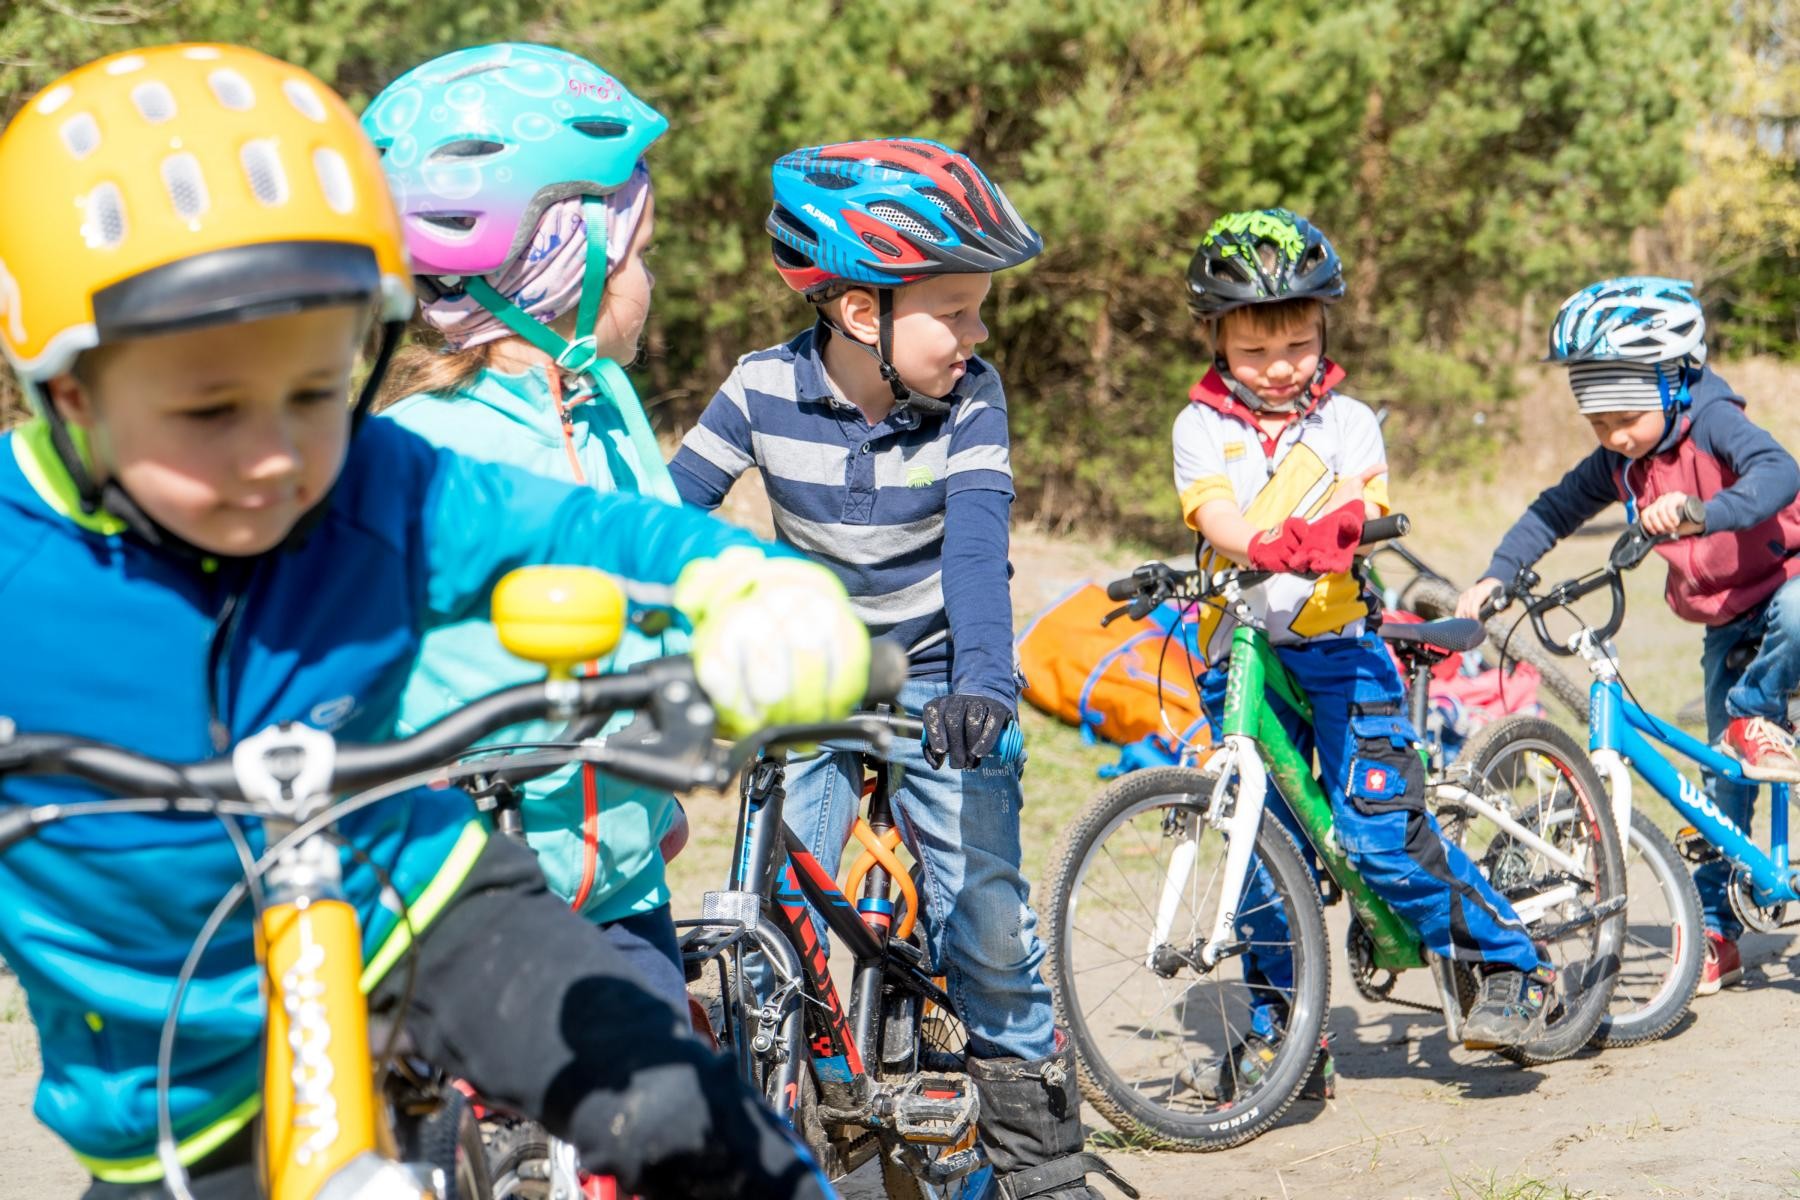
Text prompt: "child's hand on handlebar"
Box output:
[[1456, 577, 1505, 620], [674, 548, 872, 736], [1639, 492, 1706, 538]]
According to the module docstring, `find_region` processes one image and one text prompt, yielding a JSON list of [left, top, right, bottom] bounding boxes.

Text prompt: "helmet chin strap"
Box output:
[[819, 288, 953, 416], [39, 319, 404, 563], [1210, 314, 1331, 415]]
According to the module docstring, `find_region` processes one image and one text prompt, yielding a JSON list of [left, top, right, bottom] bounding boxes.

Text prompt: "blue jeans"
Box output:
[[1696, 575, 1800, 938], [1202, 635, 1542, 1034], [780, 678, 1057, 1062]]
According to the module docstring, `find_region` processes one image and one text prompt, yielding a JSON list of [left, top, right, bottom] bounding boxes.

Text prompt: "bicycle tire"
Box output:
[[393, 1084, 493, 1200], [1044, 766, 1329, 1151], [1590, 808, 1702, 1047], [1446, 716, 1625, 1065], [1401, 577, 1591, 724]]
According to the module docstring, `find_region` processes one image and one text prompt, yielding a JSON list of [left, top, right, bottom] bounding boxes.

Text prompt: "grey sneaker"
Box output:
[[1461, 964, 1555, 1050], [1176, 1032, 1278, 1102]]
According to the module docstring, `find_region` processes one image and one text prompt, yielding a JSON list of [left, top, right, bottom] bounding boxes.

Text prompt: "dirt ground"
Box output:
[[7, 360, 1800, 1198]]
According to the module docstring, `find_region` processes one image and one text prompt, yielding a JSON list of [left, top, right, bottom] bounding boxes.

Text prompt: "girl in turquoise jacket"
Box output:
[[363, 44, 692, 1007]]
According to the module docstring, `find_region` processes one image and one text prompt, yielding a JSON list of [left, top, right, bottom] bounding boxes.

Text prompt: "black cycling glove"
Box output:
[[922, 693, 1012, 771]]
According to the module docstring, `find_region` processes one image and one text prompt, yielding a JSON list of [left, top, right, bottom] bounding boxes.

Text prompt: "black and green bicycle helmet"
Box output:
[[1185, 208, 1344, 321]]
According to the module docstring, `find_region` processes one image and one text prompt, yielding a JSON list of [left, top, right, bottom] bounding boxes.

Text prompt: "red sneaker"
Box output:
[[1719, 717, 1800, 783], [1696, 930, 1743, 997]]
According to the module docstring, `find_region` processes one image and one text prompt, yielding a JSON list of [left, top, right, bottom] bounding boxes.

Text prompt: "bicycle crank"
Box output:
[[1728, 868, 1794, 935], [1346, 917, 1401, 1003]]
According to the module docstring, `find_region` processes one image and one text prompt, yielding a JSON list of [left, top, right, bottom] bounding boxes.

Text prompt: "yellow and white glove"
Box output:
[[674, 548, 871, 737]]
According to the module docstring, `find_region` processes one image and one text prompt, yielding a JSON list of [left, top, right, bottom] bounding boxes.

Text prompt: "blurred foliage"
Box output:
[[1, 0, 1784, 535]]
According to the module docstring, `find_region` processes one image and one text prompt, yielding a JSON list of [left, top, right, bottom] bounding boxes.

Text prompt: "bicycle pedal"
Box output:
[[886, 1074, 978, 1145], [1675, 826, 1722, 865]]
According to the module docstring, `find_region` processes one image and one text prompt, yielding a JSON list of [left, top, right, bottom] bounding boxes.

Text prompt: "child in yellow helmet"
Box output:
[[0, 43, 851, 1198]]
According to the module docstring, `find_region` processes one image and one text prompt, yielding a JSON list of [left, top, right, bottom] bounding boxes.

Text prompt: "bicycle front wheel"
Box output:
[[1591, 808, 1702, 1047], [1438, 716, 1626, 1065], [1044, 766, 1329, 1151]]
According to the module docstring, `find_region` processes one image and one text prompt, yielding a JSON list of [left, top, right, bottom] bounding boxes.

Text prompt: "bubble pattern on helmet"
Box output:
[[362, 42, 667, 277]]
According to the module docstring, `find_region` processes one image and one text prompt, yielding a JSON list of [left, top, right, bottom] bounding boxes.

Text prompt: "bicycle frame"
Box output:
[[1582, 641, 1797, 908], [1153, 593, 1595, 979], [684, 746, 981, 1188], [260, 823, 382, 1199], [1183, 620, 1427, 973]]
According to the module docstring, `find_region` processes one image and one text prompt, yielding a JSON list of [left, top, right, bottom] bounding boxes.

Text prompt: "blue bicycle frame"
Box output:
[[1590, 675, 1796, 907]]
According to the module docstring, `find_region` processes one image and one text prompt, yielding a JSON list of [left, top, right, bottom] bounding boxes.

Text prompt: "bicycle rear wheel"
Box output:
[[1436, 716, 1625, 1064], [1044, 766, 1329, 1150], [1591, 809, 1702, 1047]]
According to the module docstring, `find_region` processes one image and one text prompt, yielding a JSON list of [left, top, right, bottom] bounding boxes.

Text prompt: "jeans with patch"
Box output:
[[1201, 633, 1543, 1036], [1696, 575, 1800, 938], [778, 678, 1057, 1062]]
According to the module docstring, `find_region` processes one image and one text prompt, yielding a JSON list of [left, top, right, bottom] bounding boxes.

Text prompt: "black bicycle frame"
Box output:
[[730, 749, 956, 1116]]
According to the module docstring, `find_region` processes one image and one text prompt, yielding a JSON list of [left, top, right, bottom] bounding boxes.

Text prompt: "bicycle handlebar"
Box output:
[[0, 643, 916, 848], [1102, 512, 1411, 616], [1489, 513, 1695, 656]]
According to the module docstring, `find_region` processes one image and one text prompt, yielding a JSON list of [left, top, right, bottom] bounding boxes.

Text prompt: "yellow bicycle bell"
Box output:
[[491, 566, 626, 677]]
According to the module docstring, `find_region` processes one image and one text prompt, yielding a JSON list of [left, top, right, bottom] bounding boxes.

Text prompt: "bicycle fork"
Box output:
[[1147, 734, 1268, 972]]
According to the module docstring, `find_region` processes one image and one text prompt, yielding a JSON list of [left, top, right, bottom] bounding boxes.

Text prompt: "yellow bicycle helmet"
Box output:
[[0, 44, 413, 549], [0, 43, 411, 381]]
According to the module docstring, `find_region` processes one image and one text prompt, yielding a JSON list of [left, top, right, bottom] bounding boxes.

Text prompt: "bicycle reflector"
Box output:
[[492, 566, 626, 676]]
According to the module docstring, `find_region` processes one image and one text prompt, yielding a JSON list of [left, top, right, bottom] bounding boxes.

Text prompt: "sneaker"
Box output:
[[1176, 1032, 1278, 1102], [1461, 964, 1555, 1050], [1695, 930, 1743, 997], [1719, 717, 1800, 783]]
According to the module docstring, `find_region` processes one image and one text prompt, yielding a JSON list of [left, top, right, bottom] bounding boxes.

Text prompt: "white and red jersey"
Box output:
[[1172, 361, 1390, 659]]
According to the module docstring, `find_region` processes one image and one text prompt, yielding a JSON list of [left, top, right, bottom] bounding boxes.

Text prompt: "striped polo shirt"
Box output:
[[670, 324, 1018, 703]]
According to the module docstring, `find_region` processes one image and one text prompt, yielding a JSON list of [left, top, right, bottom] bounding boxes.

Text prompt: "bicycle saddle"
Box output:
[[1379, 617, 1485, 653]]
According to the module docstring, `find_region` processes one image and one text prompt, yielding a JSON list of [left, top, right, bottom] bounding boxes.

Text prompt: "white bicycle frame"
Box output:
[[1143, 711, 1598, 982]]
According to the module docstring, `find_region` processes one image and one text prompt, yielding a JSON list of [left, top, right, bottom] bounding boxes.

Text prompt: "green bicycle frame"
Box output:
[[1221, 623, 1426, 972]]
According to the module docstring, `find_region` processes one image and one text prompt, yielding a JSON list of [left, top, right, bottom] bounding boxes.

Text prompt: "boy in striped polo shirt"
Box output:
[[671, 140, 1131, 1200]]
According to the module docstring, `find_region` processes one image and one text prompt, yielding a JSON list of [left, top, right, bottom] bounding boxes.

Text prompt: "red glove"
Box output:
[[1246, 500, 1364, 575]]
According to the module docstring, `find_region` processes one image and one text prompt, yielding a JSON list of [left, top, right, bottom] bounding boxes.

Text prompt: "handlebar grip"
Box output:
[[1682, 494, 1707, 526], [1358, 513, 1410, 548], [1105, 577, 1138, 602], [864, 642, 910, 706], [920, 722, 1026, 768]]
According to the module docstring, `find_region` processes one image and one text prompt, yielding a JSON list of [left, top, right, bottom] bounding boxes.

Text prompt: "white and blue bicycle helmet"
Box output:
[[1548, 277, 1706, 416]]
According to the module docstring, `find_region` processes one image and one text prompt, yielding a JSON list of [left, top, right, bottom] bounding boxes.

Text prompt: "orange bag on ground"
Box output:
[[1015, 582, 1211, 750]]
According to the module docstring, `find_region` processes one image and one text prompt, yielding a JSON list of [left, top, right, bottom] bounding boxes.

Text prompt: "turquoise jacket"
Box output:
[[385, 360, 685, 923]]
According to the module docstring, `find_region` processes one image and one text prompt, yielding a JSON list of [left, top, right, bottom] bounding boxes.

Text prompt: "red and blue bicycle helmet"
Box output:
[[766, 139, 1040, 406]]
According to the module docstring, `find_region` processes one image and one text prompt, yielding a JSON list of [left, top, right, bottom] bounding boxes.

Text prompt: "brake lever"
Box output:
[[1100, 603, 1133, 628]]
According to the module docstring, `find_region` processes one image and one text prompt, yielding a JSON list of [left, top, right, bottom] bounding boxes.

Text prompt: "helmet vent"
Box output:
[[131, 82, 177, 124], [283, 79, 328, 123], [430, 138, 506, 161], [769, 204, 817, 245], [313, 147, 355, 214], [806, 171, 856, 190], [81, 183, 127, 249], [868, 202, 941, 245], [240, 139, 289, 206], [918, 188, 977, 232], [181, 46, 222, 61], [59, 113, 101, 160], [208, 68, 256, 111], [569, 119, 628, 140], [103, 55, 146, 77], [940, 163, 995, 229], [419, 213, 478, 233], [160, 153, 210, 220]]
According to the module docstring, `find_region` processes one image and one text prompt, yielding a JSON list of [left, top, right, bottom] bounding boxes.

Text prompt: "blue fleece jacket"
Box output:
[[0, 413, 765, 1176]]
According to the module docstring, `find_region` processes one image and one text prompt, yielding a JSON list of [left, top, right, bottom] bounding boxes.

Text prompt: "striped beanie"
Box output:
[[1566, 360, 1685, 416]]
